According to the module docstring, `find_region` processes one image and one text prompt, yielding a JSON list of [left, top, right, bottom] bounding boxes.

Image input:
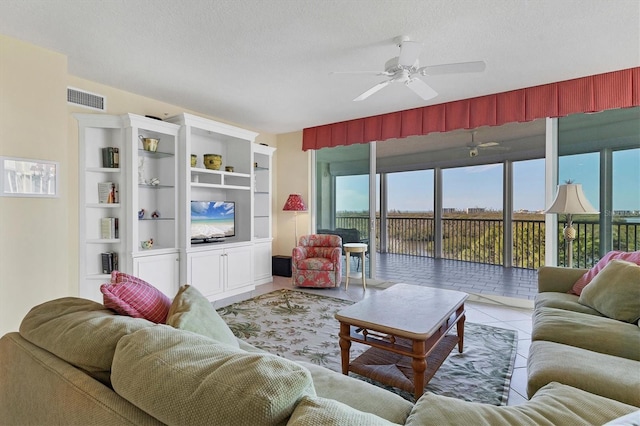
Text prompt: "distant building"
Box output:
[[515, 209, 545, 214], [442, 208, 459, 214], [466, 207, 486, 214]]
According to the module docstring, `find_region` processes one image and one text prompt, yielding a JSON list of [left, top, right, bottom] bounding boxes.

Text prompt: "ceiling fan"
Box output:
[[465, 131, 507, 157], [331, 36, 486, 102]]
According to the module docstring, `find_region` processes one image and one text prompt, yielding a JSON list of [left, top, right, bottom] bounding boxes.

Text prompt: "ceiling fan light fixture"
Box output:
[[334, 36, 486, 102]]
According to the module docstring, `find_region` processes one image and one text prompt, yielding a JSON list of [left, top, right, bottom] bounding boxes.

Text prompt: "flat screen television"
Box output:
[[190, 201, 235, 243]]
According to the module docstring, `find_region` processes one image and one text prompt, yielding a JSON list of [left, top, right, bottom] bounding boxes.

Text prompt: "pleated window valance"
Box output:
[[302, 67, 640, 151]]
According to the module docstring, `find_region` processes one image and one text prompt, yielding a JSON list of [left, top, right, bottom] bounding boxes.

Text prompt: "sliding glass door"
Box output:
[[557, 106, 640, 266], [315, 143, 375, 280]]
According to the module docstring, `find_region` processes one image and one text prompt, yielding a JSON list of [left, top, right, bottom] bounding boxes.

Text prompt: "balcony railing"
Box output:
[[334, 215, 639, 270]]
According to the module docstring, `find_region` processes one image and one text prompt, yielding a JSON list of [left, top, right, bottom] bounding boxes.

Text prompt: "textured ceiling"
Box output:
[[0, 0, 638, 136]]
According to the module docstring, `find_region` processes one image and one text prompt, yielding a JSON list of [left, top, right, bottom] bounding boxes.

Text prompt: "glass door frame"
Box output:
[[310, 143, 378, 280], [368, 143, 377, 279]]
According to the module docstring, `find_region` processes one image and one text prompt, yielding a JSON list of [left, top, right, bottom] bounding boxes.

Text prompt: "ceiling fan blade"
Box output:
[[405, 78, 438, 100], [330, 70, 393, 76], [353, 80, 392, 101], [419, 60, 486, 76], [398, 41, 422, 67]]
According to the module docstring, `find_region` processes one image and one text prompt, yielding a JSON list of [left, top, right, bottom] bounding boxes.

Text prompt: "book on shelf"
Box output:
[[100, 217, 119, 239], [98, 182, 118, 203], [101, 252, 118, 274], [101, 147, 119, 168]]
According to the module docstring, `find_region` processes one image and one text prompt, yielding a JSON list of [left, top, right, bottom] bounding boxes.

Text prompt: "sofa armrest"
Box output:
[[0, 332, 162, 426], [537, 266, 588, 293]]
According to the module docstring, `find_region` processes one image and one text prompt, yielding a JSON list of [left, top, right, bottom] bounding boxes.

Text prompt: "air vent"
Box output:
[[67, 87, 105, 111]]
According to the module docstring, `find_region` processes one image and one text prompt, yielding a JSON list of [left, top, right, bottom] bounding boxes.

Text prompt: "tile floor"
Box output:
[[214, 275, 534, 406], [374, 253, 539, 300]]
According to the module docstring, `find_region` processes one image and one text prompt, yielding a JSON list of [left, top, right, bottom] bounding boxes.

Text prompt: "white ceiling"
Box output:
[[0, 0, 638, 137]]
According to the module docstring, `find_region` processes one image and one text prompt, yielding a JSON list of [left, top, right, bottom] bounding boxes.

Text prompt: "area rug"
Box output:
[[216, 289, 517, 405]]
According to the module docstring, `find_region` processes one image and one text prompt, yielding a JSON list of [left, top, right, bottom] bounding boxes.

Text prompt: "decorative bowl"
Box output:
[[140, 137, 159, 152], [140, 239, 153, 250], [203, 154, 222, 170], [225, 166, 234, 172]]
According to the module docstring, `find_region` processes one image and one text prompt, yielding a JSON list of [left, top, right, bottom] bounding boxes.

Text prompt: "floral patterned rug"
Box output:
[[217, 288, 517, 405]]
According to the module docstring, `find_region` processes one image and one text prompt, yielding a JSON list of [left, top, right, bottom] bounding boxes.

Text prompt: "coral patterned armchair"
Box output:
[[292, 234, 343, 288]]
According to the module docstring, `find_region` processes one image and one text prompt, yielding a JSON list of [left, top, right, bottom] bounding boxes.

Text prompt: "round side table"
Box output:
[[343, 243, 368, 290]]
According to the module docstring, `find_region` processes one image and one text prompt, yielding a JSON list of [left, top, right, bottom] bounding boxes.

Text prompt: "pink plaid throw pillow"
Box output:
[[570, 250, 640, 295], [111, 270, 150, 286], [101, 275, 171, 323]]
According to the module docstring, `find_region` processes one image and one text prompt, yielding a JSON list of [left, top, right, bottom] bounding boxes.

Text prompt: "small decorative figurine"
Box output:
[[138, 209, 145, 219], [151, 210, 160, 218], [140, 238, 153, 250], [149, 177, 160, 186]]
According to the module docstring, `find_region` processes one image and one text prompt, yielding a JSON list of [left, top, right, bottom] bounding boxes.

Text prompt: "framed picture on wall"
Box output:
[[0, 156, 59, 197]]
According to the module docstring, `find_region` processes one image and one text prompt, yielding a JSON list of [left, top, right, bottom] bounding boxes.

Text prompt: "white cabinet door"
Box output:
[[253, 241, 272, 285], [133, 252, 179, 298], [225, 245, 253, 291], [189, 250, 224, 298]]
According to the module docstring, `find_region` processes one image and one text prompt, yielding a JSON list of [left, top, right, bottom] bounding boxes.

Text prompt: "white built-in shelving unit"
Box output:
[[252, 143, 276, 285], [77, 112, 275, 302]]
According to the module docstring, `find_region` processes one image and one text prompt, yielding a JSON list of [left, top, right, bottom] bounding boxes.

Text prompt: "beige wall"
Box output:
[[0, 35, 286, 336], [0, 35, 70, 336], [273, 131, 311, 257]]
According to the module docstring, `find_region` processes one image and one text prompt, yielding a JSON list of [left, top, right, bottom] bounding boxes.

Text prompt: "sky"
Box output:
[[336, 149, 640, 213]]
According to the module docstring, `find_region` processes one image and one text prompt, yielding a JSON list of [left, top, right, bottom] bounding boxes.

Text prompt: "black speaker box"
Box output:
[[272, 255, 292, 277]]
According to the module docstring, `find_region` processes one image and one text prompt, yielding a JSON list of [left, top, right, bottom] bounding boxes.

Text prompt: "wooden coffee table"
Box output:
[[335, 284, 468, 399]]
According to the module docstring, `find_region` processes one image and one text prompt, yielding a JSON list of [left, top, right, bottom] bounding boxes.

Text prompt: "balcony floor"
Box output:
[[368, 253, 539, 301]]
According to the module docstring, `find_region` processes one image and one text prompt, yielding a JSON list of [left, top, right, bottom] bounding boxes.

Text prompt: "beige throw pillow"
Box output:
[[166, 284, 239, 347], [578, 259, 640, 323], [287, 396, 397, 426]]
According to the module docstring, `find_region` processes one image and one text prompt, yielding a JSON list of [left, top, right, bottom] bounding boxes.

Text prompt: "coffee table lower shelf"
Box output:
[[349, 334, 460, 395]]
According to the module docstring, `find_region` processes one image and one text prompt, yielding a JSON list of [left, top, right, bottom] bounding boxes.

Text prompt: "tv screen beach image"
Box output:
[[191, 201, 235, 239]]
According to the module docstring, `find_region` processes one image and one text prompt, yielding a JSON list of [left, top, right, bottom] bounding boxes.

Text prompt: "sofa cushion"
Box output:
[[578, 259, 640, 323], [571, 250, 640, 295], [166, 284, 239, 347], [19, 297, 154, 385], [532, 307, 640, 360], [527, 340, 640, 406], [100, 278, 171, 323], [297, 361, 412, 424], [534, 292, 603, 316], [111, 326, 316, 426], [405, 382, 638, 426], [286, 396, 397, 426]]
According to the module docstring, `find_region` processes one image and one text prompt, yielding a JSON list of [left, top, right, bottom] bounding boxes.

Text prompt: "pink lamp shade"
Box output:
[[283, 194, 307, 212]]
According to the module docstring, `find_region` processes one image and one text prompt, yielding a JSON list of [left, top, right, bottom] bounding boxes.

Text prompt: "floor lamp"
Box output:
[[283, 194, 307, 247], [545, 182, 598, 268]]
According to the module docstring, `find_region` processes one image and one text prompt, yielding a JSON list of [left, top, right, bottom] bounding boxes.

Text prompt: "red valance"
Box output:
[[302, 67, 640, 151]]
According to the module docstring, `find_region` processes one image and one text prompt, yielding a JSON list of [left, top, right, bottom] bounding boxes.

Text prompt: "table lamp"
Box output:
[[283, 193, 307, 247], [545, 181, 598, 267]]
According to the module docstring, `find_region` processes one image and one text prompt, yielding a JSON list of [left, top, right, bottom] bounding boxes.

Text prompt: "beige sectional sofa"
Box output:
[[528, 265, 640, 408], [1, 284, 638, 425]]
